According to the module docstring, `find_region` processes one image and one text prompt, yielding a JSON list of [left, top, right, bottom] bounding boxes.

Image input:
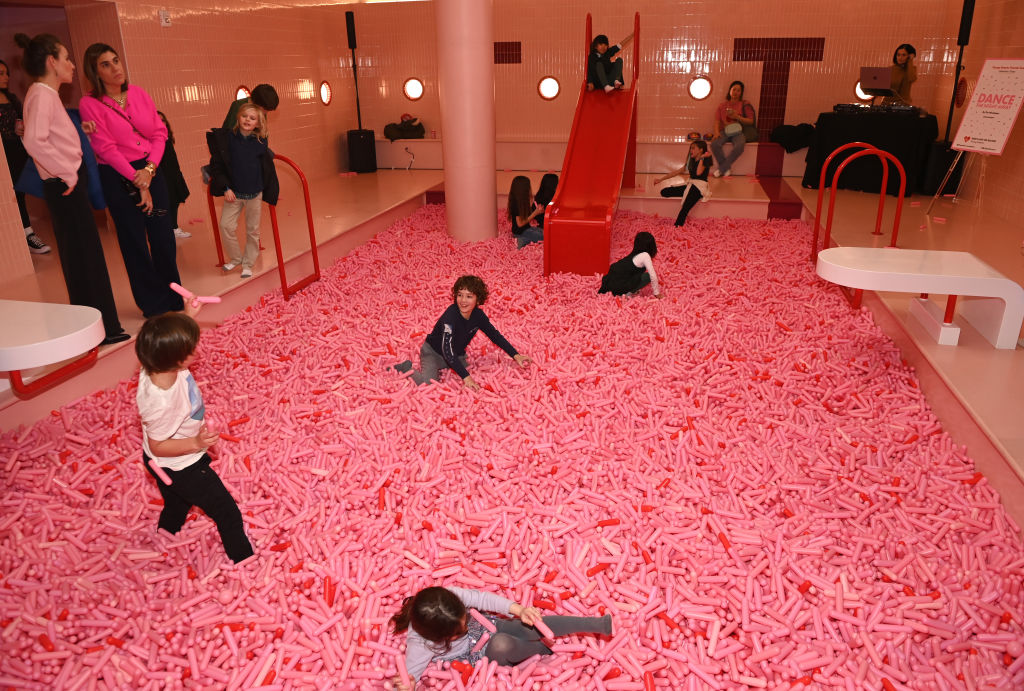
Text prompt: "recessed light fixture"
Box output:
[[538, 76, 560, 100], [403, 78, 424, 101], [688, 76, 712, 100]]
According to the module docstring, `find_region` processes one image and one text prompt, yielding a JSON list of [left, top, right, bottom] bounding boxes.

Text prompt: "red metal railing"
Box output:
[[7, 347, 98, 398], [206, 154, 320, 300], [267, 155, 320, 300], [811, 142, 906, 263]]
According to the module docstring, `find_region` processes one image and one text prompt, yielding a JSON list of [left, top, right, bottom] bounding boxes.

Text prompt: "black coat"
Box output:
[[205, 127, 279, 206]]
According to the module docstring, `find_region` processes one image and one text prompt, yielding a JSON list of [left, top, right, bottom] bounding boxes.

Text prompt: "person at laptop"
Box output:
[[890, 44, 917, 104]]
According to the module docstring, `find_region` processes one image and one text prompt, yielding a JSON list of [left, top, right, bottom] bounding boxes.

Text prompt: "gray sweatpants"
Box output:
[[412, 342, 468, 385]]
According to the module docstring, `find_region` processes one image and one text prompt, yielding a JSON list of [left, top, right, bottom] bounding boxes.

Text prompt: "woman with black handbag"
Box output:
[[78, 43, 183, 318]]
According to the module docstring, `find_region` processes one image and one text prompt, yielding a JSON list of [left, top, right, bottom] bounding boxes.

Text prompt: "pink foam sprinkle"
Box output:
[[0, 207, 1021, 689]]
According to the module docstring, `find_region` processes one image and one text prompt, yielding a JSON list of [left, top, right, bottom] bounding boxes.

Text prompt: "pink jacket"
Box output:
[[22, 82, 82, 188], [78, 84, 167, 179]]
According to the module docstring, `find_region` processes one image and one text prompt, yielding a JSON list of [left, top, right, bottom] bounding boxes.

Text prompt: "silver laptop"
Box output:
[[859, 66, 895, 97]]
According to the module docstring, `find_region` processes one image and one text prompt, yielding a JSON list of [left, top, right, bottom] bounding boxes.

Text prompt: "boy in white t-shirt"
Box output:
[[135, 303, 253, 563]]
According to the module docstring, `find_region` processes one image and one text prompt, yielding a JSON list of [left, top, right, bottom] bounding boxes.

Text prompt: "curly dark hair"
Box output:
[[451, 275, 488, 305]]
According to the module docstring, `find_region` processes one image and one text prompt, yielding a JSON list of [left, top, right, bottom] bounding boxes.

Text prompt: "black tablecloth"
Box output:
[[801, 111, 939, 196]]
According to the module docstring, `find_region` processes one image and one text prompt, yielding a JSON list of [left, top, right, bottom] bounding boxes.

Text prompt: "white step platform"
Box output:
[[816, 247, 1024, 349]]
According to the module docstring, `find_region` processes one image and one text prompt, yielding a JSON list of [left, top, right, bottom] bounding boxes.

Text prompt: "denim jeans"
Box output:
[[711, 132, 746, 174]]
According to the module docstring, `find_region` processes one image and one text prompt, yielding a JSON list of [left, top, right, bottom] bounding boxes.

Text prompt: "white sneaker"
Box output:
[[712, 170, 722, 178], [723, 170, 732, 178], [604, 85, 614, 94], [223, 262, 238, 272], [240, 267, 253, 279], [26, 232, 51, 254], [173, 228, 191, 239]]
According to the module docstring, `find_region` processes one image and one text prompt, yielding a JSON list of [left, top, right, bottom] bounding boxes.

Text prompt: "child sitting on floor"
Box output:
[[390, 585, 611, 688], [393, 275, 532, 390]]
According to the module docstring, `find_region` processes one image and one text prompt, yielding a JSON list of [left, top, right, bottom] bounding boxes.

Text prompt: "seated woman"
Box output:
[[78, 42, 183, 318], [654, 140, 712, 227], [890, 44, 917, 104], [532, 173, 558, 229], [587, 32, 633, 93], [710, 80, 757, 178], [507, 175, 544, 249]]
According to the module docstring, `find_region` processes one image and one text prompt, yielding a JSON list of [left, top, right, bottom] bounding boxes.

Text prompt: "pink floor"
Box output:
[[2, 208, 1023, 690]]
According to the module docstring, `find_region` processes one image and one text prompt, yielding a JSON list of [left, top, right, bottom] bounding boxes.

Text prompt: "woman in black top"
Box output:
[[507, 175, 544, 249], [532, 173, 558, 229], [157, 111, 191, 238], [654, 140, 712, 227]]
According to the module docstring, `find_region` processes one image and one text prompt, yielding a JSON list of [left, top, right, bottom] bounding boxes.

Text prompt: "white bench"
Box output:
[[0, 300, 105, 396], [816, 247, 1024, 349]]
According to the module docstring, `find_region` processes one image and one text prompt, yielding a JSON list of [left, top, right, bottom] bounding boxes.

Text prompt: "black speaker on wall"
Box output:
[[345, 10, 376, 172], [943, 0, 976, 143], [957, 0, 975, 46], [346, 10, 357, 50]]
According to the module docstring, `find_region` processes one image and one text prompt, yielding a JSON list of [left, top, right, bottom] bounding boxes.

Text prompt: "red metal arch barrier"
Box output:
[[205, 154, 320, 300], [7, 347, 98, 398], [811, 142, 907, 262]]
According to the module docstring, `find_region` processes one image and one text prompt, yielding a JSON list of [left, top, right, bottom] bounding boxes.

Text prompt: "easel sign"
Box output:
[[927, 59, 1024, 214], [953, 58, 1024, 155]]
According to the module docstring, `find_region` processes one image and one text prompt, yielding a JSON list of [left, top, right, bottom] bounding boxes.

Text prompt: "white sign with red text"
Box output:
[[953, 59, 1024, 155]]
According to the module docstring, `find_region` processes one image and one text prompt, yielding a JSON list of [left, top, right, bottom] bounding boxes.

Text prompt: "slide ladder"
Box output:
[[543, 12, 639, 277]]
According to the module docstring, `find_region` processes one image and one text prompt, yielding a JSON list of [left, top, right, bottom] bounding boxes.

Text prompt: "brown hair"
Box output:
[[14, 33, 63, 79], [451, 275, 488, 306], [135, 313, 200, 374], [390, 587, 467, 653], [82, 43, 128, 98], [507, 175, 532, 225]]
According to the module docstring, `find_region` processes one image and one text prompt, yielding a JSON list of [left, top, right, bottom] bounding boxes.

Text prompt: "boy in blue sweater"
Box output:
[[394, 275, 532, 390]]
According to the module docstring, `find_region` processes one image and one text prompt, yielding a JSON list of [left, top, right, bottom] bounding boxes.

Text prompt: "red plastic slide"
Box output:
[[543, 12, 639, 277]]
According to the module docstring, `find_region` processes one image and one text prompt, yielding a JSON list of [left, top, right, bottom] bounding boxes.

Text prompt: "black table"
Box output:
[[801, 111, 939, 196]]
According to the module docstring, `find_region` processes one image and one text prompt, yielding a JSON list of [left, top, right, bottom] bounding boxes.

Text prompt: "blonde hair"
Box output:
[[234, 102, 269, 139]]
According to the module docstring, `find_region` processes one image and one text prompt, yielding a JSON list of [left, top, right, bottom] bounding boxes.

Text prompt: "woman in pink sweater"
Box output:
[[78, 43, 183, 318], [16, 33, 128, 345]]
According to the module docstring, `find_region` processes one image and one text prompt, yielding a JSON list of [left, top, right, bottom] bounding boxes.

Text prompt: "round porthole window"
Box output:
[[319, 81, 332, 105], [538, 76, 560, 100], [235, 86, 251, 100], [403, 78, 424, 101], [688, 76, 712, 100]]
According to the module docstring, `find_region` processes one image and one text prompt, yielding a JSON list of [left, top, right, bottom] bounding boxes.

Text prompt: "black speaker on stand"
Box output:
[[923, 0, 974, 195], [345, 10, 376, 173]]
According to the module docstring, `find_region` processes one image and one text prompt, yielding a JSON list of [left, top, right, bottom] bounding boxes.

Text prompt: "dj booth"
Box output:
[[801, 107, 939, 196]]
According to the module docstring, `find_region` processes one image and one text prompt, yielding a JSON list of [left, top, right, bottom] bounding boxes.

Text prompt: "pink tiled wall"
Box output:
[[4, 0, 1021, 280]]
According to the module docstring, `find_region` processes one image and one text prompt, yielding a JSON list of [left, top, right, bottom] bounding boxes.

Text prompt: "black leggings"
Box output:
[[660, 183, 703, 226], [143, 453, 253, 563], [41, 167, 124, 338], [483, 615, 610, 666]]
